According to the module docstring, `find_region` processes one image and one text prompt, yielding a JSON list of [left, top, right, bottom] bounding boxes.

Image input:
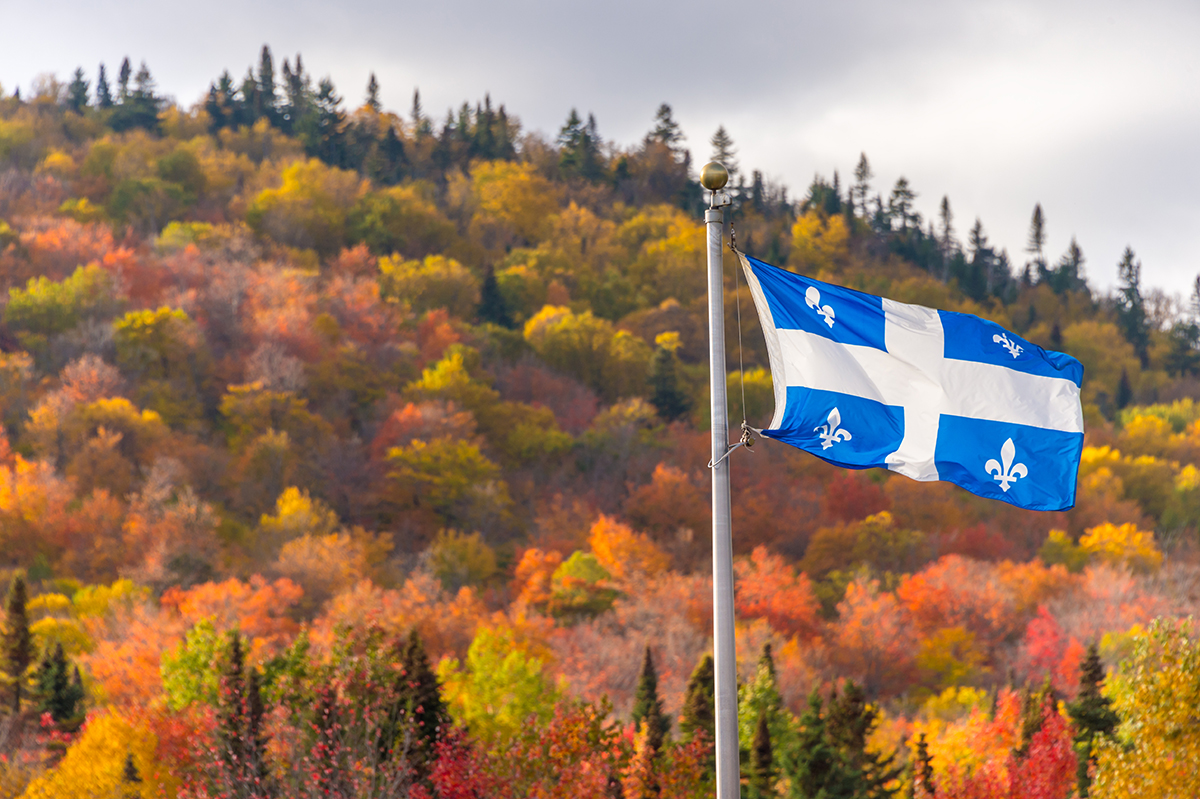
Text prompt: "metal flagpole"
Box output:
[[700, 161, 739, 799]]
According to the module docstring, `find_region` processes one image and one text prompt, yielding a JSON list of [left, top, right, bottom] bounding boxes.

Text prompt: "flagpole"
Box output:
[[701, 161, 739, 799]]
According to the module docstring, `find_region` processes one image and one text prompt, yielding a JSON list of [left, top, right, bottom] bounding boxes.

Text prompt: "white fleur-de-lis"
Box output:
[[992, 332, 1023, 359], [815, 407, 852, 450], [805, 286, 836, 328], [985, 437, 1028, 492]]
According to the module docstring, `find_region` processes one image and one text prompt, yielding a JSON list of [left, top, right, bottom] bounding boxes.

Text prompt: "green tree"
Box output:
[[365, 73, 381, 112], [477, 265, 513, 328], [216, 633, 275, 797], [558, 108, 603, 182], [749, 711, 775, 799], [852, 153, 873, 218], [908, 733, 933, 798], [679, 653, 715, 744], [648, 103, 684, 149], [399, 629, 447, 771], [826, 681, 899, 798], [1026, 203, 1047, 280], [783, 690, 860, 799], [1115, 247, 1150, 366], [631, 645, 669, 753], [32, 642, 84, 729], [3, 574, 32, 713], [66, 68, 89, 113], [887, 178, 918, 232], [709, 125, 739, 181], [1068, 643, 1119, 797], [649, 332, 690, 421], [96, 63, 113, 109]]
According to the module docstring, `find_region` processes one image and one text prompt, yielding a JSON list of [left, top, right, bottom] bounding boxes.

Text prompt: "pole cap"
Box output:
[[700, 161, 729, 191]]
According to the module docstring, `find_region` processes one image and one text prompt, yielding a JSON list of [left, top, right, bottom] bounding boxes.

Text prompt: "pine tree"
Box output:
[[123, 751, 142, 783], [96, 63, 113, 109], [216, 633, 275, 796], [3, 574, 32, 713], [245, 667, 273, 792], [908, 733, 934, 798], [558, 108, 603, 181], [365, 73, 381, 112], [647, 103, 684, 150], [1050, 321, 1063, 350], [784, 690, 859, 799], [827, 681, 900, 798], [709, 125, 739, 179], [888, 178, 917, 232], [1048, 237, 1086, 295], [257, 45, 277, 122], [117, 57, 132, 102], [679, 654, 715, 743], [66, 68, 89, 113], [1116, 246, 1150, 366], [1026, 203, 1047, 280], [749, 711, 774, 799], [1068, 643, 1119, 797], [33, 643, 84, 727], [852, 153, 873, 218], [631, 645, 669, 753], [1116, 367, 1133, 410], [400, 628, 448, 770], [650, 335, 689, 422], [477, 266, 513, 328]]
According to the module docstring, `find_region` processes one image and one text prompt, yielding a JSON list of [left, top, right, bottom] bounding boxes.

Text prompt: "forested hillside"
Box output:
[[1, 47, 1199, 798]]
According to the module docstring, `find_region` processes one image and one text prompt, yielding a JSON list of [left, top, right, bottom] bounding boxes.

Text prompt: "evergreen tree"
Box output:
[[938, 195, 955, 263], [411, 89, 429, 138], [710, 125, 739, 179], [827, 682, 899, 798], [216, 633, 275, 797], [1115, 246, 1150, 366], [1050, 320, 1063, 350], [907, 733, 934, 798], [3, 574, 32, 713], [123, 751, 142, 784], [784, 690, 859, 799], [365, 73, 381, 112], [256, 45, 278, 123], [888, 178, 918, 232], [111, 61, 162, 132], [749, 711, 774, 799], [631, 645, 669, 753], [558, 108, 603, 181], [647, 103, 684, 150], [1068, 643, 1119, 797], [649, 334, 689, 422], [33, 643, 84, 727], [95, 63, 113, 109], [117, 57, 132, 102], [313, 78, 346, 165], [66, 68, 89, 113], [1116, 367, 1133, 410], [399, 628, 447, 768], [1026, 203, 1047, 280], [679, 654, 715, 744], [477, 266, 513, 328], [852, 153, 873, 218], [1047, 237, 1087, 295]]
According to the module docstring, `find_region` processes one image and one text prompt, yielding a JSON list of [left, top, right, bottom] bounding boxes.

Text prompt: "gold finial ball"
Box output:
[[700, 161, 729, 191]]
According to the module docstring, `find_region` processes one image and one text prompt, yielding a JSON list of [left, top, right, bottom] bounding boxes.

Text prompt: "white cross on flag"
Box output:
[[738, 252, 1085, 511]]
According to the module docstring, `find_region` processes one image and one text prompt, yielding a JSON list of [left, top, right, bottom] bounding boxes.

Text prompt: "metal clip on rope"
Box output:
[[707, 422, 761, 469]]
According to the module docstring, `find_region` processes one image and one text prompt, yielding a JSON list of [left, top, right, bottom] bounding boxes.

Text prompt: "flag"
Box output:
[[738, 252, 1084, 511]]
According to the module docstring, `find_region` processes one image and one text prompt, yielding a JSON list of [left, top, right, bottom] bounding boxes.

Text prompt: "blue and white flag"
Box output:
[[738, 253, 1085, 511]]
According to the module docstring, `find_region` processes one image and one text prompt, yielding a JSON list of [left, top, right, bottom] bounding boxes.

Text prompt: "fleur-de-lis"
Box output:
[[815, 407, 852, 450], [985, 437, 1028, 492], [992, 332, 1023, 359], [805, 286, 836, 328]]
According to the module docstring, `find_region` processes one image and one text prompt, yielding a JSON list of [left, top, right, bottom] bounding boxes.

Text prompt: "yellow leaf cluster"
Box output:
[[1079, 522, 1163, 573]]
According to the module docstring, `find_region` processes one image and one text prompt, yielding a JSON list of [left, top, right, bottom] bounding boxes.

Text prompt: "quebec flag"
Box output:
[[738, 253, 1085, 512]]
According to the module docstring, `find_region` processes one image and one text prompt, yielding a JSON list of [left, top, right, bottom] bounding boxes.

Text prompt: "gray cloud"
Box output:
[[3, 0, 1198, 294]]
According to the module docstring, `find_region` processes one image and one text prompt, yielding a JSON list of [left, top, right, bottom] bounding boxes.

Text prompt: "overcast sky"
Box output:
[[3, 0, 1198, 297]]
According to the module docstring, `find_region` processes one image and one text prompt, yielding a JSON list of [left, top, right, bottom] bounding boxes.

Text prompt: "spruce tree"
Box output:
[[365, 73, 381, 112], [245, 667, 273, 792], [34, 643, 84, 727], [1068, 643, 1119, 797], [123, 751, 142, 783], [784, 690, 859, 799], [400, 628, 447, 767], [96, 64, 113, 109], [1115, 246, 1150, 366], [117, 57, 132, 102], [648, 103, 684, 149], [1115, 368, 1133, 410], [827, 681, 899, 798], [680, 654, 715, 776], [257, 45, 277, 122], [908, 733, 934, 798], [631, 645, 668, 753], [852, 153, 873, 218], [1026, 203, 1047, 280], [749, 711, 774, 799], [649, 336, 689, 422], [888, 178, 917, 232], [3, 574, 32, 713], [477, 266, 513, 328], [216, 633, 274, 796], [709, 126, 739, 179], [66, 68, 89, 113]]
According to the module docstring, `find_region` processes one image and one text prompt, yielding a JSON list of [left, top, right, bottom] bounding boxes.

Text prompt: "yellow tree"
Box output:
[[1092, 619, 1200, 798]]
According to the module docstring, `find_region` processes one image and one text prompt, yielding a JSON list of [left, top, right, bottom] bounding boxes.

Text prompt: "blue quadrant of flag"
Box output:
[[739, 253, 1085, 512]]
